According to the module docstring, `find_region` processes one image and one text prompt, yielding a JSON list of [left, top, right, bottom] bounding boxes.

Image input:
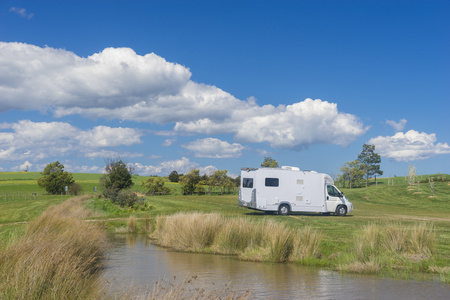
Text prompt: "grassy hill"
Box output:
[[1, 171, 449, 282]]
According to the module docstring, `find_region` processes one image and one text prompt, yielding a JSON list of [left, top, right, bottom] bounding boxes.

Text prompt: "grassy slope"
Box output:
[[1, 172, 449, 280]]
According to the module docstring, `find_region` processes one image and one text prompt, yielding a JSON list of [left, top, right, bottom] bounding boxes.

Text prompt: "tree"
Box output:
[[100, 158, 134, 191], [407, 164, 417, 187], [358, 144, 383, 187], [37, 161, 74, 194], [338, 160, 365, 188], [143, 176, 170, 195], [261, 157, 279, 168], [179, 169, 200, 195], [209, 170, 232, 195], [168, 170, 179, 182]]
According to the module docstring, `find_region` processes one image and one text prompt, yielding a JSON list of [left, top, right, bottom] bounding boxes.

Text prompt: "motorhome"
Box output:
[[239, 166, 353, 216]]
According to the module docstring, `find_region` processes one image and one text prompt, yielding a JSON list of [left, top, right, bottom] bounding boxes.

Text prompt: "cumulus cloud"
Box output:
[[131, 157, 218, 176], [19, 161, 32, 171], [0, 42, 368, 150], [76, 126, 142, 147], [9, 7, 34, 19], [132, 157, 200, 175], [386, 119, 407, 132], [369, 130, 450, 162], [182, 138, 245, 158], [162, 138, 176, 147], [0, 120, 143, 163]]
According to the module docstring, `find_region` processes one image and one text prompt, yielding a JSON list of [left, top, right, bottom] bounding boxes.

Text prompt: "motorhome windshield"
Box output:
[[327, 185, 341, 197]]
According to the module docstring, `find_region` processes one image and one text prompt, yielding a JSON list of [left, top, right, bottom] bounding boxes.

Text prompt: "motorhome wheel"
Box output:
[[336, 205, 347, 216], [278, 204, 290, 216]]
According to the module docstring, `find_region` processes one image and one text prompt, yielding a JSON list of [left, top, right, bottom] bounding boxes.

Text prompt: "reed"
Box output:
[[151, 213, 323, 263], [261, 220, 292, 263], [0, 196, 107, 299], [341, 222, 436, 275], [127, 215, 138, 233], [290, 226, 323, 261], [152, 212, 223, 251], [213, 218, 255, 254]]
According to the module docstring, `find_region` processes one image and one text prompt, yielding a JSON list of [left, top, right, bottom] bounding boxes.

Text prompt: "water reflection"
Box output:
[[101, 234, 450, 299]]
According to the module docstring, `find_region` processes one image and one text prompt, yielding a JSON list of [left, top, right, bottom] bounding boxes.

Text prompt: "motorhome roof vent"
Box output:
[[281, 166, 300, 171]]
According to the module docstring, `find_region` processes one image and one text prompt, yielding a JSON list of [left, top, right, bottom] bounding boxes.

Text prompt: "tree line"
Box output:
[[36, 158, 240, 208]]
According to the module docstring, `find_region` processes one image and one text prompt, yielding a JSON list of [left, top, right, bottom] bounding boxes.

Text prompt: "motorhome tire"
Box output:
[[278, 204, 290, 216], [336, 205, 347, 216]]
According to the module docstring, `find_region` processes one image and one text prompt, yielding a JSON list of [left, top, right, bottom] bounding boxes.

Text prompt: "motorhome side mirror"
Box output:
[[339, 192, 344, 197]]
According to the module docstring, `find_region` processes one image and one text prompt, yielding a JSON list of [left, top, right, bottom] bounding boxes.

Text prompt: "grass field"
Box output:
[[0, 171, 449, 282]]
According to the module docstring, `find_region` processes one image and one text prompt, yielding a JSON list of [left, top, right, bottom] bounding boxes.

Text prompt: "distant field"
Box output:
[[1, 171, 449, 281]]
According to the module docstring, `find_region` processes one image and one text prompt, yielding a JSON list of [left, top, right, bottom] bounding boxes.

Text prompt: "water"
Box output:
[[101, 234, 450, 299]]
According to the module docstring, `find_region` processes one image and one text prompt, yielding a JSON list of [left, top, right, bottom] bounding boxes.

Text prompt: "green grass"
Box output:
[[1, 173, 449, 282], [0, 196, 107, 299]]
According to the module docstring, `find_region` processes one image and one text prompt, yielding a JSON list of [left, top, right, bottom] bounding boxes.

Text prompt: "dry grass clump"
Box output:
[[151, 213, 323, 263], [355, 222, 435, 261], [291, 226, 323, 261], [0, 196, 107, 299], [428, 266, 450, 283], [340, 222, 435, 274], [127, 215, 138, 233], [153, 212, 223, 251], [213, 218, 256, 255]]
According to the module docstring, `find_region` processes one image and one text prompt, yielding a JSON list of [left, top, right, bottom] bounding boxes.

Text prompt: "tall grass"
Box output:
[[151, 212, 323, 263], [153, 212, 223, 251], [340, 222, 435, 274], [0, 196, 108, 299], [127, 215, 138, 233]]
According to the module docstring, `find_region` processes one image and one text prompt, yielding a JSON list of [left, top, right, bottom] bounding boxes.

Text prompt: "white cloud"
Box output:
[[19, 161, 32, 171], [65, 164, 102, 174], [386, 119, 407, 132], [9, 7, 34, 19], [162, 138, 176, 147], [182, 138, 245, 158], [132, 157, 200, 175], [76, 126, 142, 147], [199, 165, 218, 176], [0, 42, 368, 150], [177, 99, 368, 149], [0, 42, 190, 112], [0, 120, 143, 163], [369, 130, 450, 162]]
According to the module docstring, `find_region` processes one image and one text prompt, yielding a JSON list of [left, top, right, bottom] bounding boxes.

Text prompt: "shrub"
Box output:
[[114, 189, 140, 207], [69, 182, 83, 195]]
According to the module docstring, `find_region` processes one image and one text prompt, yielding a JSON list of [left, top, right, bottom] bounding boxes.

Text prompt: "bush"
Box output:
[[69, 182, 83, 195], [102, 188, 143, 207], [114, 189, 140, 207]]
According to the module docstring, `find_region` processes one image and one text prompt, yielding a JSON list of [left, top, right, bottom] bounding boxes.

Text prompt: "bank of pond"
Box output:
[[1, 195, 449, 299]]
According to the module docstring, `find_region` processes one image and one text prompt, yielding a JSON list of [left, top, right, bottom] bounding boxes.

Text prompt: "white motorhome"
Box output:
[[239, 166, 353, 216]]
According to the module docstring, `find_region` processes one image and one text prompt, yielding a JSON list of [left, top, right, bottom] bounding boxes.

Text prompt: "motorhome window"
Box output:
[[265, 178, 279, 187], [327, 185, 341, 197], [242, 178, 253, 188]]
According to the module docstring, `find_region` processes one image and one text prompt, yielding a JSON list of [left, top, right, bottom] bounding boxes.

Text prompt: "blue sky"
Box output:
[[1, 0, 449, 178]]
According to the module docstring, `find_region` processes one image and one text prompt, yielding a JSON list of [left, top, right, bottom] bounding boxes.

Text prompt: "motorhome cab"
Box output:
[[239, 166, 353, 216]]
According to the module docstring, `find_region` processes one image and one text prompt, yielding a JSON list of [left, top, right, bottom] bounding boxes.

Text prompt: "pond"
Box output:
[[101, 235, 450, 299]]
